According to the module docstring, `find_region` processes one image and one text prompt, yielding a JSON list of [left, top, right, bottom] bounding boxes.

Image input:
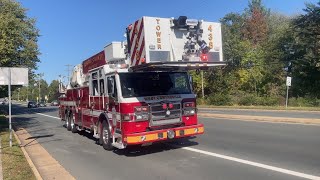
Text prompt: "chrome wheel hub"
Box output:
[[103, 126, 109, 144]]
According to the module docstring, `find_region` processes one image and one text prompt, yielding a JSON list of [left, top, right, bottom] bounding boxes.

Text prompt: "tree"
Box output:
[[220, 2, 269, 96], [48, 80, 60, 102], [243, 0, 270, 46], [290, 2, 320, 98], [0, 0, 40, 97], [260, 12, 292, 96], [221, 13, 245, 68]]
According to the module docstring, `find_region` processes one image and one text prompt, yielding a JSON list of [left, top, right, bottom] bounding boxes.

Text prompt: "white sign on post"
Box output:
[[0, 67, 28, 85], [286, 76, 292, 87], [0, 67, 28, 147]]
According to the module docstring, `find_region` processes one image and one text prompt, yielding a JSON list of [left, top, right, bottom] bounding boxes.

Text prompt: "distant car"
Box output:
[[1, 99, 8, 105], [50, 100, 59, 106], [38, 102, 47, 107], [28, 101, 37, 108]]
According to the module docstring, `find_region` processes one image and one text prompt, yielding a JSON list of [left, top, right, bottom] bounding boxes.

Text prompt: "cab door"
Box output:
[[106, 75, 119, 128], [87, 70, 100, 128]]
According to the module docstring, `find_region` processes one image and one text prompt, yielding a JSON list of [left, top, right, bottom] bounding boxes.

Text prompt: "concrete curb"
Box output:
[[198, 113, 320, 125], [13, 130, 43, 180]]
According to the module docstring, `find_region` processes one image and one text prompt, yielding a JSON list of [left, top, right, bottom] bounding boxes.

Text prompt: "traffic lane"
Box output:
[[194, 117, 320, 176], [19, 105, 320, 176], [12, 106, 303, 180], [19, 105, 316, 177], [199, 108, 320, 119], [33, 106, 59, 116]]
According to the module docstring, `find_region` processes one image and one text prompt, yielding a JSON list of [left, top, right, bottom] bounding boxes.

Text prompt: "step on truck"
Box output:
[[58, 16, 225, 150]]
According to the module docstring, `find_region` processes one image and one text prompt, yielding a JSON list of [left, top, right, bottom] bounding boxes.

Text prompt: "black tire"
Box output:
[[100, 120, 113, 151], [63, 112, 68, 128], [71, 114, 77, 133], [67, 114, 72, 131]]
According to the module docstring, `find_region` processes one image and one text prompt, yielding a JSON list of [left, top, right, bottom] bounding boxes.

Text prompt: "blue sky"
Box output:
[[18, 0, 317, 83]]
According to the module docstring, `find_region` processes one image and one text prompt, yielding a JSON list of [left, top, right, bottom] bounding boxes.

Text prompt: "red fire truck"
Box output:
[[59, 16, 225, 150]]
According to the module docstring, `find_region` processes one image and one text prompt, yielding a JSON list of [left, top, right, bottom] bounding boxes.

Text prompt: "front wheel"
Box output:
[[100, 121, 113, 151]]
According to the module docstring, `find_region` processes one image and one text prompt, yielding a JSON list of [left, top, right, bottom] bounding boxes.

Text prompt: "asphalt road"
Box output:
[[199, 108, 320, 119], [11, 104, 320, 180]]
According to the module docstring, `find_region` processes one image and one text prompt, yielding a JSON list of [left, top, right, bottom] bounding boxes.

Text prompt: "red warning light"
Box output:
[[162, 104, 167, 109], [200, 53, 208, 61]]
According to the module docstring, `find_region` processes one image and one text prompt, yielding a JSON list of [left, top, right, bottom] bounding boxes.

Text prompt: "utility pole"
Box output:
[[37, 73, 44, 103], [58, 74, 66, 93]]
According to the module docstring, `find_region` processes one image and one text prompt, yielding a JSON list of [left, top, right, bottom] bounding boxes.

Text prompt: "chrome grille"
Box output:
[[150, 102, 182, 126]]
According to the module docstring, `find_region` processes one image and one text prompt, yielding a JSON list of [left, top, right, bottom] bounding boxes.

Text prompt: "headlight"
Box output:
[[183, 108, 196, 116], [134, 106, 150, 121], [135, 113, 149, 121]]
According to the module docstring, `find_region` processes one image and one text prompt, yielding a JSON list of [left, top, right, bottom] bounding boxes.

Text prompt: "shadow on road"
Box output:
[[73, 127, 199, 157], [113, 137, 199, 157], [26, 134, 54, 140], [21, 138, 63, 148], [12, 116, 40, 130]]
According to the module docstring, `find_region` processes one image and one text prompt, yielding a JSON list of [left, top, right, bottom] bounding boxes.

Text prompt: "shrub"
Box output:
[[256, 96, 279, 106], [238, 94, 257, 106], [207, 93, 232, 106], [289, 97, 320, 107]]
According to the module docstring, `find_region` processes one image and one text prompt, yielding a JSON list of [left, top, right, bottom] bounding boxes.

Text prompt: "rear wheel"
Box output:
[[100, 121, 113, 151], [70, 114, 77, 133], [63, 112, 68, 128], [67, 114, 72, 131]]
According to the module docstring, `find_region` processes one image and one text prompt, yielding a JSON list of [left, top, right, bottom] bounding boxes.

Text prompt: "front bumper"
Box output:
[[124, 124, 204, 145]]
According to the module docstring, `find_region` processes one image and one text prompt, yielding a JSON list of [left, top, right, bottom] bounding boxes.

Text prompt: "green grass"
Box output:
[[0, 115, 36, 180], [197, 105, 320, 111]]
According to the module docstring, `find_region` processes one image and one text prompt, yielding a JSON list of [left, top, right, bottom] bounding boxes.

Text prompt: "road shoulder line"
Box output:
[[182, 147, 320, 180], [36, 113, 60, 119], [198, 113, 320, 125]]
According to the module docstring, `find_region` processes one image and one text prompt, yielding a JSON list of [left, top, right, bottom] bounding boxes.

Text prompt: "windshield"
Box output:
[[119, 72, 192, 98]]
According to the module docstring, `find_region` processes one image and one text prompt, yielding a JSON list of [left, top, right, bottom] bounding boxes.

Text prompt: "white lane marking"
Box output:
[[182, 147, 320, 180], [36, 113, 60, 120]]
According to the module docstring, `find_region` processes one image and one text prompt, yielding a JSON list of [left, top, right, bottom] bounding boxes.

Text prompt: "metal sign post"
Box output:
[[285, 76, 292, 109], [0, 67, 28, 147], [8, 68, 12, 147]]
